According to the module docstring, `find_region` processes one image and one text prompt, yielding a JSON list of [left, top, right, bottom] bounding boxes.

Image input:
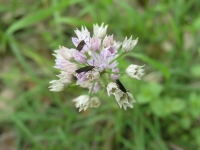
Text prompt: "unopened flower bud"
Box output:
[[122, 36, 138, 53], [90, 36, 101, 51], [93, 23, 108, 39], [49, 80, 65, 92], [103, 35, 114, 47], [114, 41, 122, 49], [72, 95, 90, 112], [56, 71, 73, 84], [90, 97, 101, 108]]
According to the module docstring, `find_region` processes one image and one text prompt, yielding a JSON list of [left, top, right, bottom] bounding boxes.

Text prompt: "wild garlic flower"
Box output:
[[115, 91, 136, 110], [114, 41, 122, 49], [90, 97, 101, 108], [93, 23, 108, 39], [72, 95, 90, 112], [126, 64, 145, 80], [49, 80, 64, 92], [49, 23, 144, 111], [122, 36, 138, 53], [107, 81, 136, 110], [73, 95, 101, 111], [103, 35, 114, 48], [53, 46, 74, 60]]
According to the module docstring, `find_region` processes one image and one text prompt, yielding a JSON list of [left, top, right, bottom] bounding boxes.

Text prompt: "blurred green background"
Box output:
[[1, 0, 200, 149]]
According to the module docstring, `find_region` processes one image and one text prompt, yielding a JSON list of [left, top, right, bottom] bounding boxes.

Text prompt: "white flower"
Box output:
[[115, 91, 136, 110], [90, 97, 101, 108], [49, 80, 65, 92], [53, 46, 74, 60], [54, 59, 78, 74], [114, 41, 122, 49], [103, 35, 114, 47], [86, 70, 100, 81], [114, 90, 127, 107], [126, 64, 145, 80], [122, 36, 138, 53], [106, 82, 136, 110], [93, 23, 108, 39], [74, 26, 90, 40], [123, 92, 136, 110], [107, 82, 119, 96], [72, 27, 91, 53], [56, 71, 73, 84], [72, 95, 90, 112]]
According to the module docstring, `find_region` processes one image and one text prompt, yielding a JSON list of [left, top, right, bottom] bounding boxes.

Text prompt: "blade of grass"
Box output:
[[10, 114, 40, 148], [52, 0, 64, 44], [8, 35, 37, 79], [140, 114, 169, 150], [59, 17, 91, 27], [20, 44, 54, 77], [6, 0, 77, 35]]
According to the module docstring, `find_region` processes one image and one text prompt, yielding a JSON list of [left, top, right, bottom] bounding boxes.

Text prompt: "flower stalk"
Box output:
[[109, 52, 125, 65]]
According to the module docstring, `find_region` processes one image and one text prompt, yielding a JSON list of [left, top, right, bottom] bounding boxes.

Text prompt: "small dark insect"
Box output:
[[75, 66, 95, 74], [116, 79, 127, 93], [72, 76, 77, 81], [76, 37, 88, 52]]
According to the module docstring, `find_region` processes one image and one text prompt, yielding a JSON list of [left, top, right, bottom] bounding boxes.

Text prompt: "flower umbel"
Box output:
[[49, 23, 144, 111]]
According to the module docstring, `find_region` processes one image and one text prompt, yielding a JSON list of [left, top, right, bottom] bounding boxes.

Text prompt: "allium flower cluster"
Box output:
[[49, 23, 145, 111]]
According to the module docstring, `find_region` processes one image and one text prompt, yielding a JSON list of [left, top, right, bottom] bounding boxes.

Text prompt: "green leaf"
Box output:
[[180, 116, 192, 129], [192, 128, 200, 145], [59, 17, 91, 27], [189, 93, 200, 118], [150, 99, 171, 117], [192, 14, 200, 31], [137, 82, 163, 104], [190, 64, 200, 77], [150, 98, 186, 117], [169, 98, 186, 113]]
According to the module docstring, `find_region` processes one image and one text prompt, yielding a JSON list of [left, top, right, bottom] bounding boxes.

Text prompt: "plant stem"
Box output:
[[105, 71, 125, 74], [89, 81, 95, 98], [109, 52, 126, 64]]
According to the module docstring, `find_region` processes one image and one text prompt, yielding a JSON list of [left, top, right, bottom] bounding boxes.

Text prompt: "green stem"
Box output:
[[105, 71, 125, 74], [109, 52, 126, 64], [89, 81, 95, 98], [101, 74, 110, 85]]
